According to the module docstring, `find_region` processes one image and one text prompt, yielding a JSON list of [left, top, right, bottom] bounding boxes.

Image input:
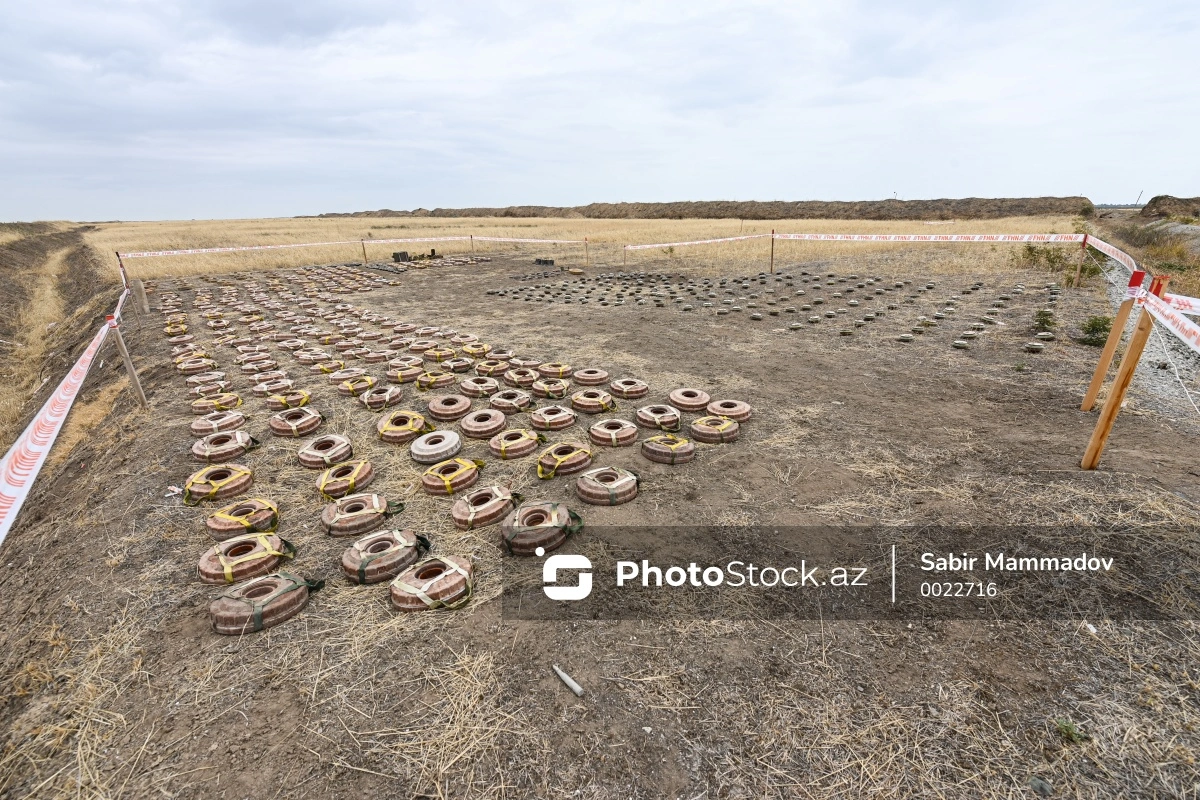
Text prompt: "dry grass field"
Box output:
[[1, 214, 1198, 799], [88, 215, 1084, 280]]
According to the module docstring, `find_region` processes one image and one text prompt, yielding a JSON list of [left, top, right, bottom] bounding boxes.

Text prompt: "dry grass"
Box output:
[[86, 215, 1083, 281], [0, 247, 69, 446], [0, 599, 146, 798], [44, 378, 129, 470]]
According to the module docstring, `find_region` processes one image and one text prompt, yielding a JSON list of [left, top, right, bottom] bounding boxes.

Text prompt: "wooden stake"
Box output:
[[360, 240, 369, 265], [1082, 300, 1134, 411], [584, 237, 589, 268], [1081, 269, 1145, 412], [623, 246, 627, 268], [1080, 275, 1167, 470], [470, 235, 475, 254], [107, 316, 147, 408], [770, 230, 775, 274]]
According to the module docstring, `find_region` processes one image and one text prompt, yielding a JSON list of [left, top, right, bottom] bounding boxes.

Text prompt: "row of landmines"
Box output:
[[162, 266, 753, 634]]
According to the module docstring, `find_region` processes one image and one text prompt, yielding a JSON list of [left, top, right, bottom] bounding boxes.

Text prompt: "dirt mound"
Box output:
[[1140, 195, 1200, 219], [315, 197, 1093, 221]]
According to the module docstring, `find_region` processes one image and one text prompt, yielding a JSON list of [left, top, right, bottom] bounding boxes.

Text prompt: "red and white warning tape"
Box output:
[[121, 240, 361, 258], [1083, 235, 1138, 274], [120, 235, 584, 258], [1165, 293, 1200, 316], [771, 232, 1087, 244], [1142, 292, 1200, 357], [1119, 276, 1200, 317], [0, 291, 129, 547], [623, 234, 772, 252]]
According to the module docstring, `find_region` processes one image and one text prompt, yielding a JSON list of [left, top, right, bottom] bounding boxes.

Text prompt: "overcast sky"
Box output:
[[2, 1, 1196, 221]]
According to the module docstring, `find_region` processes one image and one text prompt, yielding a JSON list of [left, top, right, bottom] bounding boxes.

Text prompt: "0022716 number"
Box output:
[[920, 581, 998, 598]]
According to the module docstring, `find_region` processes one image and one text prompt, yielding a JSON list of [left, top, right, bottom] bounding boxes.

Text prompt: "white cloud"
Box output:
[[1, 0, 1196, 219]]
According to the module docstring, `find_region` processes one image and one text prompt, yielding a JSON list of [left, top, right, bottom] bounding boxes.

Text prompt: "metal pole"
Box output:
[[106, 316, 147, 407]]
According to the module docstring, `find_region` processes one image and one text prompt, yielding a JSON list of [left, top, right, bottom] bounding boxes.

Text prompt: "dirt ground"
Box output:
[[1, 245, 1199, 799]]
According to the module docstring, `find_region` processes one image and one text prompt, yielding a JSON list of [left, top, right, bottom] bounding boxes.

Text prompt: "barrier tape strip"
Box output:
[[623, 234, 772, 251], [1082, 235, 1138, 274], [1142, 292, 1200, 357], [121, 240, 363, 258], [772, 232, 1087, 244], [120, 235, 584, 258], [624, 231, 1139, 278], [118, 229, 1141, 284], [1165, 292, 1200, 316], [0, 289, 130, 547]]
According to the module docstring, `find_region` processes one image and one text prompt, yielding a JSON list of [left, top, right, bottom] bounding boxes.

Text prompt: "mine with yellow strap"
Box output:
[[184, 464, 253, 505], [499, 430, 544, 457], [211, 499, 279, 532], [424, 458, 485, 494], [269, 390, 309, 408], [340, 376, 376, 396], [215, 533, 296, 583], [416, 371, 448, 390], [646, 434, 691, 464], [318, 461, 370, 499], [695, 415, 737, 441], [537, 443, 592, 479], [380, 412, 433, 436], [212, 393, 242, 411]]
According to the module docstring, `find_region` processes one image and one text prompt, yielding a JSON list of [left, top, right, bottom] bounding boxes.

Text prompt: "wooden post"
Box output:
[[770, 230, 775, 274], [106, 315, 147, 408], [1080, 275, 1167, 470], [1081, 270, 1145, 412], [470, 235, 475, 254], [584, 237, 589, 268], [360, 240, 369, 266], [132, 279, 150, 315], [623, 246, 627, 268], [1081, 299, 1135, 411]]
